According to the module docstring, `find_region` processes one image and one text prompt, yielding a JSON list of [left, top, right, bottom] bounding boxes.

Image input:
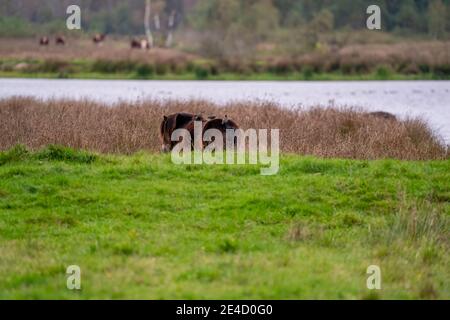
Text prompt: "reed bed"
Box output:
[[0, 97, 447, 160]]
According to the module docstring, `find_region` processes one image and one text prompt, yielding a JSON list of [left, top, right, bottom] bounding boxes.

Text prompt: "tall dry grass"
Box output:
[[0, 97, 447, 160]]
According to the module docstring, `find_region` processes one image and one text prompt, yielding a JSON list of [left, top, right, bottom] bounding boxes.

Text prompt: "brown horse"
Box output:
[[140, 39, 150, 49], [160, 113, 204, 152], [39, 37, 49, 46], [55, 36, 66, 45], [131, 38, 150, 50], [130, 39, 141, 49], [93, 33, 106, 44], [202, 115, 240, 149]]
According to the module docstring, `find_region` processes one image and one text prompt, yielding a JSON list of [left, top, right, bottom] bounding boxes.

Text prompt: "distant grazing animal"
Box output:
[[160, 112, 203, 152], [140, 39, 150, 49], [131, 38, 150, 50], [369, 111, 397, 121], [131, 39, 141, 49], [55, 36, 66, 45], [39, 37, 49, 46], [93, 33, 106, 44]]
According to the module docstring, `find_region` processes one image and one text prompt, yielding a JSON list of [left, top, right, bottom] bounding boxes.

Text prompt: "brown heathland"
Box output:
[[0, 97, 447, 160], [1, 38, 449, 76], [0, 38, 196, 63]]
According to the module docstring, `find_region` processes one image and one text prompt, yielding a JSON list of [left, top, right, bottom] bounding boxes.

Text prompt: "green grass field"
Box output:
[[0, 145, 448, 299]]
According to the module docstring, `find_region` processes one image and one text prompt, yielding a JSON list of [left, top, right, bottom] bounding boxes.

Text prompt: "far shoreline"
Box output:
[[0, 71, 445, 82]]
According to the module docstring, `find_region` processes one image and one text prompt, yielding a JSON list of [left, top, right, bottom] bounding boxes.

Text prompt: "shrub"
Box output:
[[91, 59, 138, 74], [210, 64, 220, 76], [37, 60, 72, 73], [433, 64, 450, 79], [194, 65, 209, 80], [302, 67, 314, 80], [376, 66, 392, 80], [155, 63, 168, 75], [269, 60, 294, 75], [136, 64, 154, 78]]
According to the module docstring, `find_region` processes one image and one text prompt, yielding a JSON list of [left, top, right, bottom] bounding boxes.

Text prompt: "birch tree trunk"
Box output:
[[165, 10, 176, 48], [144, 0, 154, 48], [154, 14, 161, 30]]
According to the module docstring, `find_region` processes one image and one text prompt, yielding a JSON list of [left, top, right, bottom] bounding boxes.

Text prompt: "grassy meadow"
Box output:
[[0, 145, 448, 299]]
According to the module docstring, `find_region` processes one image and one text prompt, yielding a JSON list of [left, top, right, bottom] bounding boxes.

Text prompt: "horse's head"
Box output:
[[160, 115, 173, 153], [160, 113, 199, 152]]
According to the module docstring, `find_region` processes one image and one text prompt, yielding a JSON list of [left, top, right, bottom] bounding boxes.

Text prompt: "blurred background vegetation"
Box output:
[[0, 0, 449, 79], [1, 1, 449, 44]]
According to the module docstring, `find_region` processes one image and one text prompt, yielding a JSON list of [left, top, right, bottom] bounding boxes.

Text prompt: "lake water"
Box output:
[[1, 78, 449, 144]]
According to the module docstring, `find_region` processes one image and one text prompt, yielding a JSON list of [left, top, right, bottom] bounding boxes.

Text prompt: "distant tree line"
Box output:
[[187, 0, 449, 60], [0, 0, 449, 42], [0, 0, 185, 37]]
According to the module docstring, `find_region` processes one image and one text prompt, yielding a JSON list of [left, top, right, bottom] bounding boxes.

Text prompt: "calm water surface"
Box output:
[[1, 78, 449, 143]]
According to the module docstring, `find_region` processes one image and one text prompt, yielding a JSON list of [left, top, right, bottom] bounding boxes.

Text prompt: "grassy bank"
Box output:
[[1, 55, 447, 82], [0, 70, 442, 81], [0, 145, 448, 299]]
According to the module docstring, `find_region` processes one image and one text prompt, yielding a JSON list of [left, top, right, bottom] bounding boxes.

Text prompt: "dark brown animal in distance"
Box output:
[[55, 36, 66, 45], [160, 112, 203, 152], [369, 111, 397, 120], [131, 38, 150, 50], [131, 39, 141, 49], [140, 39, 150, 50], [39, 37, 49, 46], [93, 33, 106, 44]]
